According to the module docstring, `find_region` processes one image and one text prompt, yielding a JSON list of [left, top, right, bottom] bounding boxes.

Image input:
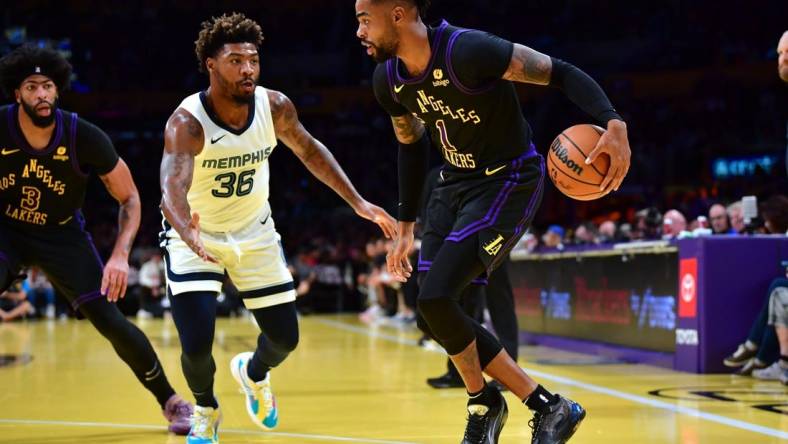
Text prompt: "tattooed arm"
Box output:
[[504, 44, 630, 193], [97, 159, 141, 301], [269, 89, 396, 239], [160, 109, 216, 262]]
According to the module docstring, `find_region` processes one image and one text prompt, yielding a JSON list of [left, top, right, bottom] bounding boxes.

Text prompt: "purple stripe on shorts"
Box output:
[[0, 252, 8, 263], [71, 290, 103, 310], [446, 29, 497, 96], [471, 277, 488, 285], [493, 156, 546, 262], [445, 149, 537, 242]]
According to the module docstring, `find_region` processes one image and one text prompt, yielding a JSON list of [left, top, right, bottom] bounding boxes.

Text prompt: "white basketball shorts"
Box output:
[[159, 209, 295, 309]]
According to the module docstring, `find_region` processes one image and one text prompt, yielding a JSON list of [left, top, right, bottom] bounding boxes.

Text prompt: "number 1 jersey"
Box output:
[[178, 87, 278, 233]]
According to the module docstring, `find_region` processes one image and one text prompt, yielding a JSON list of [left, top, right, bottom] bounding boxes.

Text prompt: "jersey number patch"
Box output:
[[212, 169, 255, 198]]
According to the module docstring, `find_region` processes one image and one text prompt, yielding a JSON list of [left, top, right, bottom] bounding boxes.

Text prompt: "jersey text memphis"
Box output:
[[178, 87, 277, 233]]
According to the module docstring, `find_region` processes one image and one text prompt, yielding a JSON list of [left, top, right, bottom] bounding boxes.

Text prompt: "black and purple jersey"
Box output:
[[0, 104, 119, 227], [373, 20, 535, 173]]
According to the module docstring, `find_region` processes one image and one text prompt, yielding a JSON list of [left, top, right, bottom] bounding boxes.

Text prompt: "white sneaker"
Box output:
[[187, 406, 221, 444], [230, 352, 278, 429], [752, 362, 783, 380]]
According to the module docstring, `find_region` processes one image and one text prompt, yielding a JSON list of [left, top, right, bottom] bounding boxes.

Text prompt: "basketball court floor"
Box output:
[[0, 315, 786, 443]]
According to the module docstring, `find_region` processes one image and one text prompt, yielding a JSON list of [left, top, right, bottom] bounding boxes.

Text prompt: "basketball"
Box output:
[[547, 124, 610, 201]]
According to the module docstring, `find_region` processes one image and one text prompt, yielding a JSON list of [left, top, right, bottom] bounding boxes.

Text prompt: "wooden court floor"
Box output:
[[0, 315, 786, 443]]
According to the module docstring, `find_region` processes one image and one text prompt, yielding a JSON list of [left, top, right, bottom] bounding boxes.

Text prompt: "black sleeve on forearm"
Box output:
[[398, 132, 431, 221], [549, 57, 622, 125]]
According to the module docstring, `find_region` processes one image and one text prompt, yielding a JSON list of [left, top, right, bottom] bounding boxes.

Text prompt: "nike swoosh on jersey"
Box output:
[[1, 148, 20, 155], [484, 165, 507, 176], [394, 84, 404, 93], [210, 134, 226, 144]]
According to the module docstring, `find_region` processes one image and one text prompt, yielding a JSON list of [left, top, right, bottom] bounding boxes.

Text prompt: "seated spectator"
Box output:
[[723, 279, 782, 376], [573, 222, 598, 245], [138, 253, 166, 318], [542, 225, 565, 250], [598, 220, 618, 244], [662, 209, 687, 239], [633, 207, 662, 240], [0, 280, 34, 322], [709, 204, 736, 235], [760, 195, 788, 235], [751, 261, 788, 384], [727, 201, 745, 234], [25, 268, 55, 319]]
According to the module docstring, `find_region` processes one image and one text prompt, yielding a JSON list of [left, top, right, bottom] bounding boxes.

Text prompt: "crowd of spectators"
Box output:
[[1, 3, 786, 323]]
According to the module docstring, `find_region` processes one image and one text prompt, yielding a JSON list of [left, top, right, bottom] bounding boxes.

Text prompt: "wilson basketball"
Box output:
[[547, 124, 610, 201]]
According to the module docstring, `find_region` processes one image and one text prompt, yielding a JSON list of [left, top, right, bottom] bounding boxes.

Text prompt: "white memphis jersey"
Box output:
[[178, 87, 277, 233]]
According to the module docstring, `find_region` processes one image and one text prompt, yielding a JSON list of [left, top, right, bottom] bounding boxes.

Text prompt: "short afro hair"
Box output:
[[194, 12, 264, 74], [0, 45, 72, 97]]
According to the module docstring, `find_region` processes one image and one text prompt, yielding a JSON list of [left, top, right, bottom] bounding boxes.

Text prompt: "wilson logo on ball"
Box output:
[[549, 139, 584, 176]]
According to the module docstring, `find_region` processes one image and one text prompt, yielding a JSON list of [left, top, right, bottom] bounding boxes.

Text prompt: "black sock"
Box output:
[[141, 360, 177, 408], [780, 355, 788, 368], [524, 385, 558, 413], [193, 388, 219, 409], [247, 358, 270, 382], [467, 383, 498, 407]]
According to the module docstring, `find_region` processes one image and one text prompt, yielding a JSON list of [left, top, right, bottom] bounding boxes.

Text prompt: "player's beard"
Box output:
[[216, 71, 257, 104], [368, 34, 398, 63], [779, 64, 788, 83], [20, 98, 57, 128]]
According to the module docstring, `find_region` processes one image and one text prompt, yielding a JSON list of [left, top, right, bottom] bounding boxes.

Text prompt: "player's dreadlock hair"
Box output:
[[0, 45, 72, 97], [194, 12, 264, 74], [371, 0, 431, 19]]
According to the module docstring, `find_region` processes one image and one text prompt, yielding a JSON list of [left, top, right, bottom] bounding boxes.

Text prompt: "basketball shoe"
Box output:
[[162, 394, 193, 435], [230, 351, 278, 429], [186, 406, 221, 444], [461, 387, 508, 444], [529, 395, 585, 444]]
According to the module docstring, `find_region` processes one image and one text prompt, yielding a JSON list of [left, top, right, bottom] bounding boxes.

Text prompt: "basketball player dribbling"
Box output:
[[159, 13, 397, 444], [355, 1, 631, 442]]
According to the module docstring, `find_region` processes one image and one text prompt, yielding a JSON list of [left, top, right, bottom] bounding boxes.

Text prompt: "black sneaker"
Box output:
[[723, 343, 758, 367], [427, 371, 465, 389], [462, 389, 508, 444], [530, 395, 585, 444]]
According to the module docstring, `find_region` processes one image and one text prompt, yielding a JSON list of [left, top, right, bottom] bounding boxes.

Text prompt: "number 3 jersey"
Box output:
[[178, 87, 278, 233], [0, 105, 119, 227]]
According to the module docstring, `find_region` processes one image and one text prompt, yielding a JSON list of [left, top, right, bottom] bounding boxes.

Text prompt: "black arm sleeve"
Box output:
[[398, 132, 431, 222], [76, 118, 120, 175], [372, 63, 409, 117], [549, 57, 622, 125], [450, 30, 514, 89]]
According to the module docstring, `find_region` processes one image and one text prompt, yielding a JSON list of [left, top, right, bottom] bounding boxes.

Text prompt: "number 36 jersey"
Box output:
[[178, 87, 278, 233]]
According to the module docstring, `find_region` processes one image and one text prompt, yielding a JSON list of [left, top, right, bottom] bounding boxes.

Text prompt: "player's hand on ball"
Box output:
[[183, 212, 218, 263], [386, 223, 414, 282], [102, 256, 129, 302], [585, 119, 630, 194], [354, 200, 398, 239]]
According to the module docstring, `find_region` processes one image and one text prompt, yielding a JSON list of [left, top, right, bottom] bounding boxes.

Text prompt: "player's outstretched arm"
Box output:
[[269, 89, 397, 239], [98, 159, 141, 301], [503, 44, 631, 193], [385, 113, 428, 282], [160, 109, 217, 263]]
